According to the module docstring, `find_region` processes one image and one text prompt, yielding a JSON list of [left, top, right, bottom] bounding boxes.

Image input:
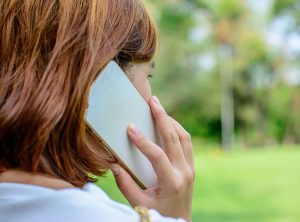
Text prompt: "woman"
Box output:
[[0, 1, 195, 222]]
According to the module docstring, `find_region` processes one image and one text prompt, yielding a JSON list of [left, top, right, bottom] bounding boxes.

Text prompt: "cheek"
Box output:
[[132, 77, 152, 101]]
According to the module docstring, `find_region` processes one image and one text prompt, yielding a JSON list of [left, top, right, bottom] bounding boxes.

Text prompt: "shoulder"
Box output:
[[0, 182, 186, 222], [46, 183, 186, 222], [38, 183, 138, 222]]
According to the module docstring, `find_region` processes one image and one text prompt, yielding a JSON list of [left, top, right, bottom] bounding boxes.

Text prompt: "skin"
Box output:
[[114, 61, 195, 222], [0, 61, 195, 222], [124, 60, 155, 101]]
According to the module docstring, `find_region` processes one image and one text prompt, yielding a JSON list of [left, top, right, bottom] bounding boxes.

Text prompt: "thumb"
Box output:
[[111, 164, 146, 206]]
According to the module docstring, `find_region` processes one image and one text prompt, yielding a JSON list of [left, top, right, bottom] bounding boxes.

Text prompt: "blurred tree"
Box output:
[[145, 0, 300, 147], [273, 0, 300, 33], [271, 0, 300, 143]]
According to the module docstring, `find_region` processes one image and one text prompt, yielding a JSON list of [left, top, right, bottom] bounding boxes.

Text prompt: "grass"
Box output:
[[97, 145, 300, 222]]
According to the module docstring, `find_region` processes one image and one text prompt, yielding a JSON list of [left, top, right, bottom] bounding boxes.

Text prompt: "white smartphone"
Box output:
[[86, 61, 162, 189]]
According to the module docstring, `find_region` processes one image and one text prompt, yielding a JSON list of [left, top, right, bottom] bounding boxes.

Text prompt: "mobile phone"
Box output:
[[86, 61, 162, 189]]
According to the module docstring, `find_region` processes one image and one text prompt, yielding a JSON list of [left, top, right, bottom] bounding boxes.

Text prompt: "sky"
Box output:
[[191, 0, 300, 84]]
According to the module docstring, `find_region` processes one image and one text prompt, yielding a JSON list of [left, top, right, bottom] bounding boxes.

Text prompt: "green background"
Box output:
[[98, 145, 300, 222]]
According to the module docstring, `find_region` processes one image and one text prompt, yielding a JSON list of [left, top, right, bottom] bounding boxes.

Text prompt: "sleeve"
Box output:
[[67, 183, 187, 222], [91, 194, 187, 222], [148, 209, 187, 222]]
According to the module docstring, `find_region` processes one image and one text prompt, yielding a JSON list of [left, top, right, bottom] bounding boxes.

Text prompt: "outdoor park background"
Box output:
[[99, 0, 300, 221]]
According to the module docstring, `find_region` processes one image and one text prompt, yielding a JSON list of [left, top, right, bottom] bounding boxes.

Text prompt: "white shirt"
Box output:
[[0, 182, 186, 222]]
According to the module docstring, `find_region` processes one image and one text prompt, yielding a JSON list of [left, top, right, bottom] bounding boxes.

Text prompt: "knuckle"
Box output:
[[150, 149, 165, 163], [182, 132, 192, 141], [154, 107, 167, 118], [166, 131, 179, 144], [135, 134, 148, 147], [184, 169, 195, 185], [178, 129, 191, 141], [172, 180, 184, 195], [117, 179, 130, 191]]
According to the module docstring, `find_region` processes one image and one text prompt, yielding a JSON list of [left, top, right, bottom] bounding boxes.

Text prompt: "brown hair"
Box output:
[[0, 0, 156, 187]]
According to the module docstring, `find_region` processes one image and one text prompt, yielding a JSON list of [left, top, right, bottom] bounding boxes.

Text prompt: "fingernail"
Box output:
[[128, 124, 141, 136], [152, 96, 160, 105], [111, 167, 120, 176]]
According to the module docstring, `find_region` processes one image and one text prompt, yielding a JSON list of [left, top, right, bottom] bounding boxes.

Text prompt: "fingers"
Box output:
[[148, 96, 185, 164], [110, 164, 147, 206], [170, 117, 195, 174], [127, 124, 177, 188]]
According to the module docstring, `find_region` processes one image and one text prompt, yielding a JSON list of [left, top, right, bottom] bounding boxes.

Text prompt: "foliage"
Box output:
[[273, 0, 300, 32], [145, 0, 300, 147]]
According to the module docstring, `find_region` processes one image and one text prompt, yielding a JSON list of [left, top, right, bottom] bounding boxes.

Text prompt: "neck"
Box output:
[[0, 170, 75, 190]]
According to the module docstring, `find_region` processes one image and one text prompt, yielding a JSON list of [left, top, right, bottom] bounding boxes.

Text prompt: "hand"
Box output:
[[111, 96, 195, 222]]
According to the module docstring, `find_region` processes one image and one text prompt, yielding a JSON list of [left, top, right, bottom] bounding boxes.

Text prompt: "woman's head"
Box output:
[[0, 0, 157, 186]]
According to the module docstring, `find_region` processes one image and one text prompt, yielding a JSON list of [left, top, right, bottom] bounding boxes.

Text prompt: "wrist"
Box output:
[[183, 214, 192, 222]]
